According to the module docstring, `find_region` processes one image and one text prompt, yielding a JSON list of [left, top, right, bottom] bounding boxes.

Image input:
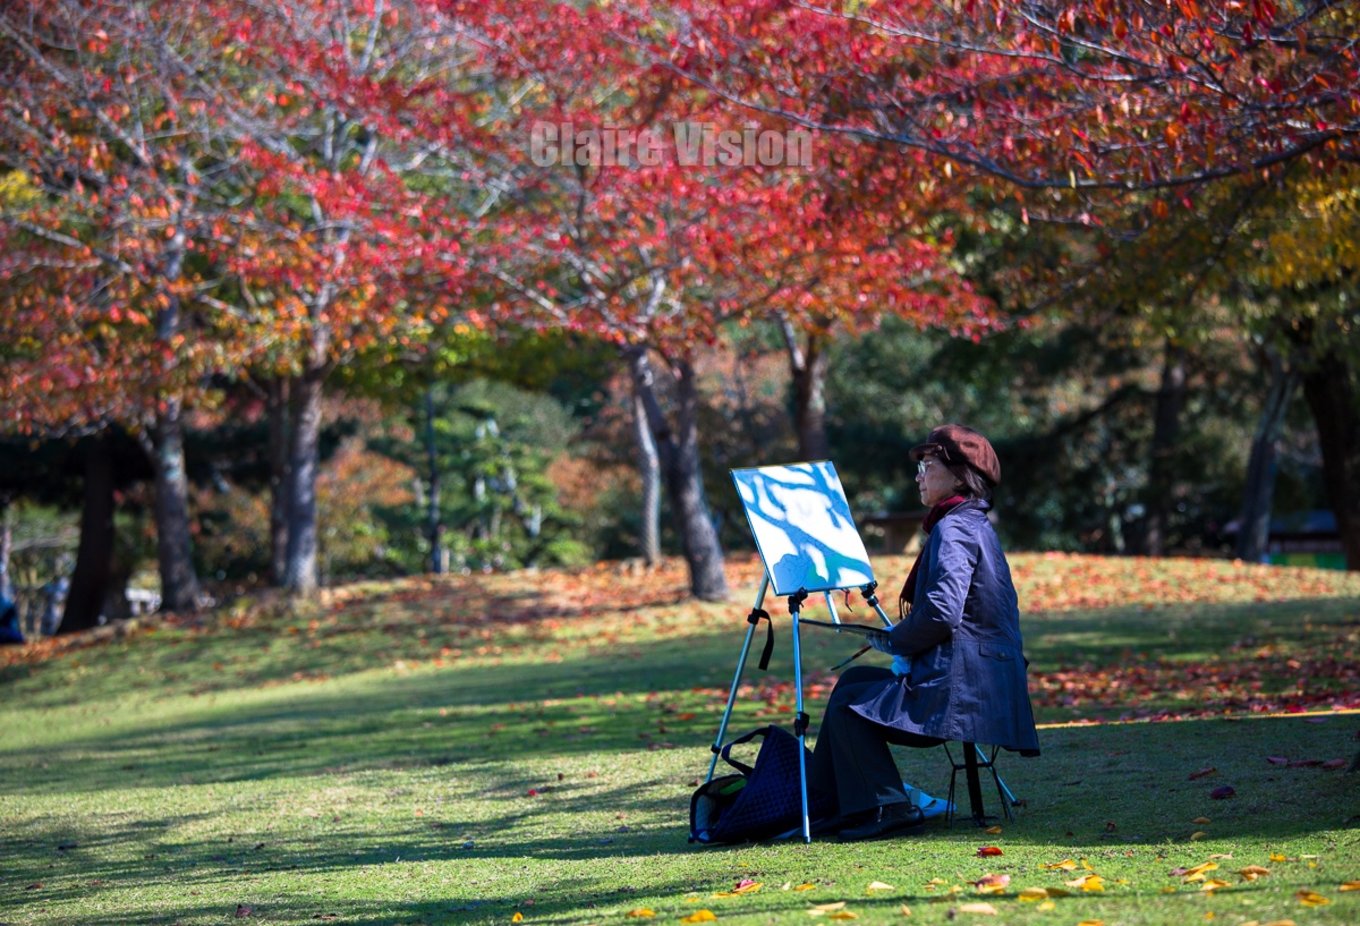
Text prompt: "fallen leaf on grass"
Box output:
[[1200, 879, 1231, 892], [681, 911, 717, 923], [1210, 786, 1236, 800], [626, 910, 655, 918], [1190, 831, 1208, 841], [712, 880, 761, 897], [826, 913, 858, 921], [1238, 866, 1270, 881], [866, 881, 895, 891], [809, 903, 846, 913], [511, 914, 523, 924], [1192, 817, 1212, 824], [1174, 861, 1219, 880], [1018, 888, 1049, 902], [954, 902, 997, 915], [972, 874, 1009, 894], [975, 846, 1003, 857], [235, 906, 253, 919], [1269, 853, 1288, 862], [1295, 889, 1330, 907], [1065, 874, 1104, 892], [1189, 767, 1216, 780], [1042, 859, 1078, 871], [793, 884, 817, 892], [1340, 881, 1360, 891], [898, 904, 911, 916], [983, 825, 1002, 835], [1076, 921, 1105, 926]]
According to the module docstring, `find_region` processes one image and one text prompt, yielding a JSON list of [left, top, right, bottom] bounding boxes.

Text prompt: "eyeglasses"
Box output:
[[916, 459, 937, 477]]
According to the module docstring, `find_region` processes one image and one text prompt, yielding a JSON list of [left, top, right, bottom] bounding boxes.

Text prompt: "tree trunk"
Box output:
[[1140, 341, 1187, 556], [267, 377, 290, 586], [424, 386, 445, 574], [60, 436, 115, 635], [0, 498, 13, 600], [1300, 351, 1360, 570], [283, 369, 325, 593], [150, 396, 202, 611], [632, 386, 662, 566], [628, 346, 728, 601], [779, 318, 831, 461], [149, 227, 202, 611], [1235, 351, 1297, 563]]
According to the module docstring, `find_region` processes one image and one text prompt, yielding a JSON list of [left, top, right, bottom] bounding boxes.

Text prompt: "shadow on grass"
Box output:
[[3, 594, 1359, 797]]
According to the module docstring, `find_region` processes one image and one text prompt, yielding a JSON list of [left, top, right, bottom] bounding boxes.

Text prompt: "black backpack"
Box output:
[[689, 725, 831, 844]]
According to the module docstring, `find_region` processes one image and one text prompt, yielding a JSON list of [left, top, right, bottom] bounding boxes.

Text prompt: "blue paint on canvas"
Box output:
[[731, 461, 875, 596]]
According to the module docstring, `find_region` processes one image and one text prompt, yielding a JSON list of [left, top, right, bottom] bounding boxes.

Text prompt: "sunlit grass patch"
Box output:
[[2, 554, 1359, 925]]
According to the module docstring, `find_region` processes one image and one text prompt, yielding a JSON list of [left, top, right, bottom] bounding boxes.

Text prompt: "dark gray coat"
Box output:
[[849, 500, 1040, 755]]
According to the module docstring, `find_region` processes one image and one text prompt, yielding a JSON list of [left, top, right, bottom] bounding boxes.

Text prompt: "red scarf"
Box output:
[[897, 495, 967, 618]]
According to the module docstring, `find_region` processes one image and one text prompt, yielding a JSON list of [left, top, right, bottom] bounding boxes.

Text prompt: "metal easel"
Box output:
[[702, 576, 895, 843]]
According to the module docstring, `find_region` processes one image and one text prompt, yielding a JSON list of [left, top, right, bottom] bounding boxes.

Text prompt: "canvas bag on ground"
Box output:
[[689, 725, 829, 844]]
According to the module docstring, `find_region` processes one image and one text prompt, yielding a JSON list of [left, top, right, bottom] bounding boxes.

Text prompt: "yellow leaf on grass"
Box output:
[[1261, 920, 1297, 926], [1295, 889, 1330, 907], [1341, 881, 1360, 891], [1239, 866, 1270, 881], [627, 910, 655, 918], [955, 902, 997, 915], [1193, 817, 1212, 824], [1018, 888, 1049, 902], [1065, 874, 1103, 892], [1161, 886, 1178, 894], [1269, 853, 1288, 862], [984, 825, 1003, 835], [810, 903, 846, 913], [827, 913, 858, 921], [867, 881, 895, 891], [1037, 900, 1055, 911], [1077, 920, 1105, 926], [898, 904, 911, 916], [512, 915, 524, 924], [732, 882, 762, 895], [1042, 859, 1078, 871], [1182, 861, 1220, 882], [681, 911, 717, 923], [1191, 832, 1208, 841], [1201, 879, 1231, 892], [793, 884, 817, 892]]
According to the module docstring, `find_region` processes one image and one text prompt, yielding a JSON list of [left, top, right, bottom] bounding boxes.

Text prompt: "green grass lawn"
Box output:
[[2, 553, 1358, 925]]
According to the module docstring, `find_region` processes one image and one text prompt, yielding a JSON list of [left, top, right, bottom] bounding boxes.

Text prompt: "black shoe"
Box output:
[[836, 803, 926, 842]]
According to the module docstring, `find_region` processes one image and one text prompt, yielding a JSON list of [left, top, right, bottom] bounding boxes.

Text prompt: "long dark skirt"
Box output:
[[808, 665, 943, 817]]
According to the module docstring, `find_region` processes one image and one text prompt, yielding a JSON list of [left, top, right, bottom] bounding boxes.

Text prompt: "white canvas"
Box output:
[[731, 460, 876, 596]]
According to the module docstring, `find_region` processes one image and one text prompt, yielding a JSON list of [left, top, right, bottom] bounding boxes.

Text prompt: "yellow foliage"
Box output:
[[0, 170, 41, 207], [1252, 166, 1360, 290]]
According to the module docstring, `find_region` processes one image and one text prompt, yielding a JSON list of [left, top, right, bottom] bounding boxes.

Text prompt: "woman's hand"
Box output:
[[867, 629, 894, 654]]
